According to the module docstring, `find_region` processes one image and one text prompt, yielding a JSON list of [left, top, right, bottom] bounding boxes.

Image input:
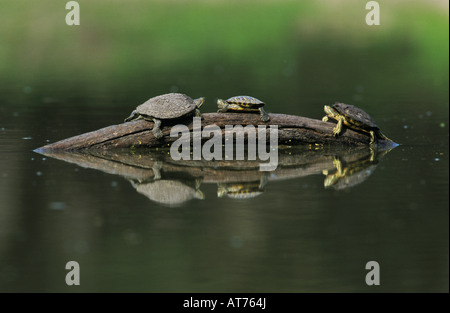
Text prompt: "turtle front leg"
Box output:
[[369, 130, 376, 146], [152, 161, 162, 180], [217, 100, 230, 113], [322, 115, 329, 122], [195, 108, 203, 119], [332, 157, 344, 175], [377, 130, 393, 142], [194, 189, 205, 200], [124, 110, 141, 122], [152, 118, 164, 139], [259, 173, 269, 189], [369, 147, 376, 162], [195, 178, 202, 190], [217, 104, 229, 113], [193, 178, 205, 201], [332, 117, 344, 136], [259, 107, 270, 122], [217, 185, 227, 198]]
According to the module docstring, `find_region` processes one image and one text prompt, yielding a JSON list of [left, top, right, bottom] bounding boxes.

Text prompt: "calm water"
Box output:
[[0, 92, 448, 292], [0, 0, 448, 293]]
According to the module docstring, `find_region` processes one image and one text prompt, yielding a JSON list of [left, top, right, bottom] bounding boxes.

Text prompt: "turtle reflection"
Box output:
[[322, 154, 378, 190], [217, 174, 268, 199], [35, 143, 396, 199], [130, 178, 204, 207]]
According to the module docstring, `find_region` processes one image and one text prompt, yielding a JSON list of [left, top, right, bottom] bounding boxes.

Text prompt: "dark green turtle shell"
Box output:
[[226, 96, 265, 109], [332, 103, 379, 130]]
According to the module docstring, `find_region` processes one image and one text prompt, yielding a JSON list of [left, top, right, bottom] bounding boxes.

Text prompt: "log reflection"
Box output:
[[35, 145, 394, 205]]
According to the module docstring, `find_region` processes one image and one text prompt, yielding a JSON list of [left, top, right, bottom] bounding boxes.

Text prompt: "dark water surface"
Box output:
[[0, 0, 448, 293], [0, 91, 448, 292]]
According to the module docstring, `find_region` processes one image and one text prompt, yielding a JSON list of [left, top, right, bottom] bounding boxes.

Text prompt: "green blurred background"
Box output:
[[0, 0, 448, 293], [1, 0, 448, 123]]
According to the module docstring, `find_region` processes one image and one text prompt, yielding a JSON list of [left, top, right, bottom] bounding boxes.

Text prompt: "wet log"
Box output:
[[35, 113, 397, 152]]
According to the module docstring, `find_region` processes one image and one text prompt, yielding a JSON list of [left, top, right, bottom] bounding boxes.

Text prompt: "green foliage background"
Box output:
[[1, 0, 448, 117]]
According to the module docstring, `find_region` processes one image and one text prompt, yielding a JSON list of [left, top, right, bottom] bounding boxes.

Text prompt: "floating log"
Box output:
[[35, 113, 398, 152]]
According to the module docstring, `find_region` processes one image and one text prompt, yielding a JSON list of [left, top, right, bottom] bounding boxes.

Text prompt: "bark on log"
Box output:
[[35, 113, 397, 152]]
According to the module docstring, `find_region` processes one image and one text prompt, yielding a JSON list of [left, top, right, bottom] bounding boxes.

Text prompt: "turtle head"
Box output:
[[217, 185, 227, 198], [217, 99, 228, 110], [194, 189, 205, 200], [194, 97, 205, 108], [324, 104, 340, 120]]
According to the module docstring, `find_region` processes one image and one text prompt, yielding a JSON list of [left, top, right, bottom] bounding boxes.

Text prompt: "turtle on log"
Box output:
[[125, 93, 205, 139]]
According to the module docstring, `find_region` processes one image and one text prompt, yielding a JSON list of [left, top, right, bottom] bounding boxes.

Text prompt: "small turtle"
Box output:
[[217, 174, 268, 199], [322, 102, 392, 145], [125, 93, 205, 139], [217, 95, 270, 122]]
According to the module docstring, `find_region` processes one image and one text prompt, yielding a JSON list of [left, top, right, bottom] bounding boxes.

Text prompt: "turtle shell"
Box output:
[[226, 96, 265, 109], [327, 164, 377, 191], [135, 180, 199, 206], [135, 93, 197, 120], [218, 182, 264, 199], [332, 103, 379, 130]]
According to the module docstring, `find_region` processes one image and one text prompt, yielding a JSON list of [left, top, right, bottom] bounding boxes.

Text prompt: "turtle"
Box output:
[[217, 95, 270, 122], [124, 93, 205, 139], [217, 174, 268, 199], [322, 156, 378, 190], [130, 178, 204, 207], [322, 102, 392, 145]]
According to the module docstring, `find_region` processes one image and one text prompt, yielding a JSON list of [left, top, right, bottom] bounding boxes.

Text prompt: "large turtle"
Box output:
[[322, 147, 394, 190], [322, 102, 392, 145], [130, 178, 204, 207], [125, 93, 205, 139], [217, 95, 270, 122], [322, 156, 377, 190]]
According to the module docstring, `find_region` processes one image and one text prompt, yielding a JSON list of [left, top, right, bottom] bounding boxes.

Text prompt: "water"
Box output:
[[0, 0, 448, 293], [0, 96, 447, 292]]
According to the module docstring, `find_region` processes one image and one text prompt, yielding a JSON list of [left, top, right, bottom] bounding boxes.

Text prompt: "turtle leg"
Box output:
[[369, 130, 376, 146], [259, 173, 269, 189], [124, 111, 141, 122], [332, 117, 344, 136], [369, 147, 376, 162], [322, 116, 329, 122], [332, 156, 344, 175], [259, 107, 270, 122], [217, 102, 229, 113], [152, 161, 162, 180], [194, 189, 205, 200], [152, 118, 164, 139], [217, 185, 227, 198], [129, 179, 139, 189], [195, 108, 203, 119], [377, 131, 393, 142]]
